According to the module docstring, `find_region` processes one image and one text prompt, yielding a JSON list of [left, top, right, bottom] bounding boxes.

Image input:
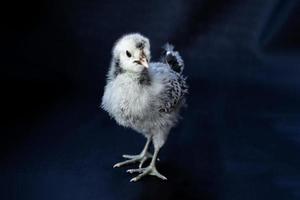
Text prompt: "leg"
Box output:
[[127, 133, 167, 182], [113, 135, 152, 168]]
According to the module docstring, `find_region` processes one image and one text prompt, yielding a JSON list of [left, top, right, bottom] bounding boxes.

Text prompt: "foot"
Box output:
[[127, 164, 167, 182], [113, 152, 153, 168]]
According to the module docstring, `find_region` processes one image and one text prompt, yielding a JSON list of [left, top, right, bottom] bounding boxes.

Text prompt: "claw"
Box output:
[[113, 163, 121, 168], [130, 177, 138, 182]]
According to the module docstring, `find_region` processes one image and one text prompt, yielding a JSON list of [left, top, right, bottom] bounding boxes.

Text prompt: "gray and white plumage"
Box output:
[[101, 33, 188, 181]]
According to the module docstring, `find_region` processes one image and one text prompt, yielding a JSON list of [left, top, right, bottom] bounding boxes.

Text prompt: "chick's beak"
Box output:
[[140, 57, 149, 68]]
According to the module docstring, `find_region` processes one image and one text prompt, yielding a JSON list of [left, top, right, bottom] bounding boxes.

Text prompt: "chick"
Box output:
[[101, 33, 188, 182]]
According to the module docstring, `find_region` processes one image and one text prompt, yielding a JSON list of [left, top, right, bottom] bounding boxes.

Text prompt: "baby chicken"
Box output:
[[101, 33, 188, 182]]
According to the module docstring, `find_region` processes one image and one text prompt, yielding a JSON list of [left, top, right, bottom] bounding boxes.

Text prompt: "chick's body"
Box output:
[[103, 63, 183, 140], [101, 33, 187, 181]]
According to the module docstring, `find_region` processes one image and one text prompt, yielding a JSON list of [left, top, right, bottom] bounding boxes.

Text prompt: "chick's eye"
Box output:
[[126, 50, 132, 58]]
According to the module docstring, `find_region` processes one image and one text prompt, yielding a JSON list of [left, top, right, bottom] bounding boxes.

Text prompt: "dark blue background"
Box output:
[[2, 0, 300, 199]]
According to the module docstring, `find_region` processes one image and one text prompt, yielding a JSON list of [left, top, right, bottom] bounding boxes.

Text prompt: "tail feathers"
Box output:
[[161, 43, 184, 74]]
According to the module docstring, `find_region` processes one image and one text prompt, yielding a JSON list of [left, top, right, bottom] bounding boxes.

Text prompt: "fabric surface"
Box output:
[[2, 0, 300, 199]]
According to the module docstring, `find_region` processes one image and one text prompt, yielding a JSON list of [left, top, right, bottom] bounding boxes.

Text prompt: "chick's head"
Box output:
[[112, 33, 151, 73]]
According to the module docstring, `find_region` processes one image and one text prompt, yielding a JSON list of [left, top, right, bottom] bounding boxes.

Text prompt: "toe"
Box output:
[[149, 168, 168, 180], [126, 168, 143, 174], [157, 174, 168, 180], [129, 168, 151, 182], [122, 154, 137, 159], [138, 157, 147, 168]]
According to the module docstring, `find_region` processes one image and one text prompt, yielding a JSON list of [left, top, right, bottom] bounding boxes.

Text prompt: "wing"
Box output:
[[158, 72, 188, 113]]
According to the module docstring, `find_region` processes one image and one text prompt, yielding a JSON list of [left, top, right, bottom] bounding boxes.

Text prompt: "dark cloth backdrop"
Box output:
[[2, 0, 300, 199]]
